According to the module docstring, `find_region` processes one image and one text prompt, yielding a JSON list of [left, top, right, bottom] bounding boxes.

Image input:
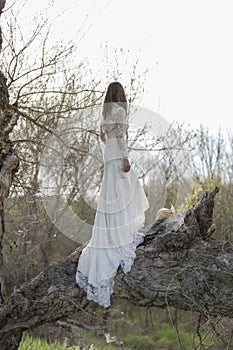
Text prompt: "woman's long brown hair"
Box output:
[[102, 81, 127, 119]]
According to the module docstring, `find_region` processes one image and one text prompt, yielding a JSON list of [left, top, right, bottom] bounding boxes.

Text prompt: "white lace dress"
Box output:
[[76, 103, 149, 307]]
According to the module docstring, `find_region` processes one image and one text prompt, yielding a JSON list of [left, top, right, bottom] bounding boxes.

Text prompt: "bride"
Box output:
[[76, 81, 149, 307]]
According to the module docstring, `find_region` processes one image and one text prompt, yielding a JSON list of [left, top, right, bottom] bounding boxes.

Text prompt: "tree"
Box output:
[[0, 187, 228, 350], [1, 3, 233, 350], [0, 0, 19, 305], [0, 2, 156, 314], [177, 126, 233, 241]]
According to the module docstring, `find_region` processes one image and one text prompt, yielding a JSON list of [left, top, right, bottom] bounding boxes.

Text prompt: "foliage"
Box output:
[[18, 316, 218, 350], [19, 332, 81, 350], [74, 329, 122, 350], [177, 176, 233, 240], [177, 176, 221, 212]]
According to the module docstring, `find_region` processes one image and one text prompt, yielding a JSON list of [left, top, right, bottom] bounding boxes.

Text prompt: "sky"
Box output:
[[5, 0, 233, 135]]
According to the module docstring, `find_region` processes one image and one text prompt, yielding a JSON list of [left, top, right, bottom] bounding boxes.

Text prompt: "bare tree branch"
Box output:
[[0, 0, 20, 310]]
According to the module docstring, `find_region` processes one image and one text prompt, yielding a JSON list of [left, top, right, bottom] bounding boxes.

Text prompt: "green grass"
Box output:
[[74, 328, 124, 350], [19, 330, 121, 350], [19, 321, 214, 350], [73, 324, 213, 350], [120, 322, 213, 350], [19, 332, 82, 350]]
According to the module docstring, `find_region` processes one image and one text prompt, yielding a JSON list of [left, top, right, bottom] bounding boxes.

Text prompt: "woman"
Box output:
[[76, 81, 149, 307]]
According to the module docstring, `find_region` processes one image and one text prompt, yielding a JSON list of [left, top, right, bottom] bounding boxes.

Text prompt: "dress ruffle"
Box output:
[[76, 222, 145, 308]]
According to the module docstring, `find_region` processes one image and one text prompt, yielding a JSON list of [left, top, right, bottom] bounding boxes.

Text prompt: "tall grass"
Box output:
[[18, 332, 81, 350], [19, 320, 214, 350]]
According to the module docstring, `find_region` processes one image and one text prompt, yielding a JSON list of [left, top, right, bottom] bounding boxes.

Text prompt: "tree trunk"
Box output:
[[0, 0, 20, 306], [1, 187, 231, 350]]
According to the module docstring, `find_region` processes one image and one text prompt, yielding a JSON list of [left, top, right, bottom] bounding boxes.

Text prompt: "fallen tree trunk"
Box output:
[[1, 186, 232, 350]]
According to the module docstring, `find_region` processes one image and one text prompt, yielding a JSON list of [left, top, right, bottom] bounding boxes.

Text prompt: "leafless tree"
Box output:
[[0, 0, 19, 305], [187, 125, 225, 184]]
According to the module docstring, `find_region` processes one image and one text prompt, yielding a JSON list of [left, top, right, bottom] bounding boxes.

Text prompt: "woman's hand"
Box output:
[[100, 132, 106, 143], [123, 158, 131, 172]]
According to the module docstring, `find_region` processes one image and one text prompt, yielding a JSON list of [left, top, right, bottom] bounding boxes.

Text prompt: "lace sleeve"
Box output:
[[115, 108, 128, 158], [99, 121, 106, 143]]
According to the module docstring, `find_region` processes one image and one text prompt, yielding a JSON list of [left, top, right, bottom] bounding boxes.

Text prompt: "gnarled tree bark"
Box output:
[[1, 186, 232, 350]]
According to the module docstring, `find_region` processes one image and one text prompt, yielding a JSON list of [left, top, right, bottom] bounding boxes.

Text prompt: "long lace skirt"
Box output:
[[76, 157, 149, 307]]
